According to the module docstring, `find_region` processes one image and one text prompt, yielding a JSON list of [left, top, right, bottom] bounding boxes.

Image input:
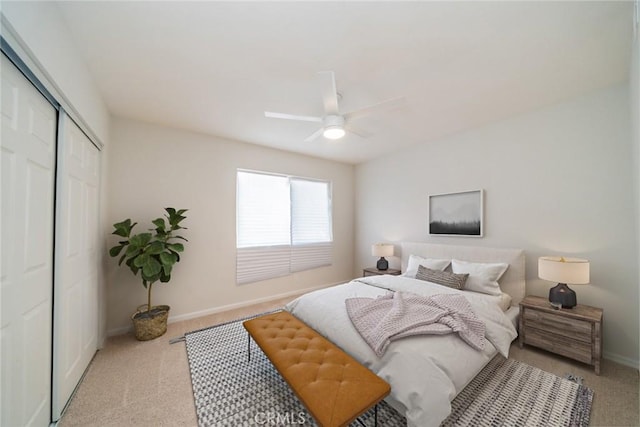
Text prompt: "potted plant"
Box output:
[[109, 208, 188, 341]]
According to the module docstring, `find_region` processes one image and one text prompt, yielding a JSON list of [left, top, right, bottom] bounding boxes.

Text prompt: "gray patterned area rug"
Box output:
[[184, 312, 593, 426]]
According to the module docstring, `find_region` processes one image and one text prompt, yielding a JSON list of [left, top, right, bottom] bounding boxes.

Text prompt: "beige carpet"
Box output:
[[59, 296, 639, 426]]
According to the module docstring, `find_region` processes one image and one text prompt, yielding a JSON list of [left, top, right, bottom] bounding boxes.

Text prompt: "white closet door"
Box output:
[[52, 113, 100, 419], [1, 54, 57, 426]]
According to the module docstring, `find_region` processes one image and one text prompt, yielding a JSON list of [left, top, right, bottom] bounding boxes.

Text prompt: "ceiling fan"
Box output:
[[264, 71, 404, 142]]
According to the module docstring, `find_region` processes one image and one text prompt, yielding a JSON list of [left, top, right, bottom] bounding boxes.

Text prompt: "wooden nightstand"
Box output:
[[363, 267, 401, 277], [519, 295, 603, 374]]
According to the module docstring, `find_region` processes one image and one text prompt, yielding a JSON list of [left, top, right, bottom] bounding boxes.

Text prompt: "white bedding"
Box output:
[[285, 274, 517, 427], [505, 305, 520, 329]]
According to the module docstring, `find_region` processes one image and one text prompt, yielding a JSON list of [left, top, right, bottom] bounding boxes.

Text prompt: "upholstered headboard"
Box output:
[[400, 242, 526, 306]]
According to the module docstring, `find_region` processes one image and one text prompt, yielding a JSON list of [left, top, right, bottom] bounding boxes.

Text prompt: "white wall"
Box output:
[[106, 118, 355, 334], [355, 85, 639, 367]]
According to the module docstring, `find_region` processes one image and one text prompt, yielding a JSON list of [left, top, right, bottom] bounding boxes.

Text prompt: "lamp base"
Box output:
[[548, 283, 577, 309], [376, 257, 389, 271]]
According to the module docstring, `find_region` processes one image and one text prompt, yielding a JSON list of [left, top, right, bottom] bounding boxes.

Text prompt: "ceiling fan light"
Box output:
[[323, 126, 346, 140]]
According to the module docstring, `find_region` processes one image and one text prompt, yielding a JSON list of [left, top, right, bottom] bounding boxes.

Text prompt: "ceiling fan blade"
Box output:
[[317, 71, 339, 115], [303, 127, 324, 143], [265, 111, 322, 123], [344, 96, 406, 121], [345, 124, 371, 139]]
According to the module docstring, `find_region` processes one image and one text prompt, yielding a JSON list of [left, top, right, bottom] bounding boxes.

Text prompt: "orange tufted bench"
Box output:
[[243, 311, 390, 427]]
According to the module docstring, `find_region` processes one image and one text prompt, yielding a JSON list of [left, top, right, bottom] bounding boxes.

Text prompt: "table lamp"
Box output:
[[372, 243, 394, 271], [538, 256, 590, 309]]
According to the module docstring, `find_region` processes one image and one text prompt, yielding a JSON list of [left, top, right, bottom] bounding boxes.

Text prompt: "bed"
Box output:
[[284, 242, 525, 427]]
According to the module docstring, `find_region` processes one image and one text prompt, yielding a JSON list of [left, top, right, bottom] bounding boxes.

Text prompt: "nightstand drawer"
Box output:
[[524, 327, 592, 364], [523, 309, 592, 343]]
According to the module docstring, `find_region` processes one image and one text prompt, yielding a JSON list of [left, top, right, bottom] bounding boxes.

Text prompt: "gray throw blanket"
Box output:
[[345, 292, 486, 357]]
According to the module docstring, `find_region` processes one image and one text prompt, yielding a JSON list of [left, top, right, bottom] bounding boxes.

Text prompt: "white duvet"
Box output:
[[285, 275, 517, 427]]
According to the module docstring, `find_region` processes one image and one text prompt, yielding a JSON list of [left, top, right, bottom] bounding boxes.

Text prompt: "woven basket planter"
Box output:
[[132, 305, 170, 341]]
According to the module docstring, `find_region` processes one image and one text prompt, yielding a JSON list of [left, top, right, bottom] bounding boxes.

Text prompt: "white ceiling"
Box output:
[[56, 1, 632, 164]]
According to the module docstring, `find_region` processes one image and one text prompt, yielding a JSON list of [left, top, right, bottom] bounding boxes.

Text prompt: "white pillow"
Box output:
[[498, 292, 513, 311], [451, 259, 509, 296], [404, 255, 451, 278]]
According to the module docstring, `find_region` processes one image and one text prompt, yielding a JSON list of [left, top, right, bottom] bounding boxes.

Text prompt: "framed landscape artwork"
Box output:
[[428, 189, 484, 237]]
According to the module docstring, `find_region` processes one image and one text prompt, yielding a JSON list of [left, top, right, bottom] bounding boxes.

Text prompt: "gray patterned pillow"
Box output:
[[416, 265, 469, 290]]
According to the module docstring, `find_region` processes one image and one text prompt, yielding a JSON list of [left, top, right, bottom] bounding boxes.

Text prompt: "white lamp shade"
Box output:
[[538, 256, 590, 284], [372, 243, 394, 257]]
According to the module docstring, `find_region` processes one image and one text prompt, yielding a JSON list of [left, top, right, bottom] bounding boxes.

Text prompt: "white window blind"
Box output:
[[236, 170, 332, 284], [237, 172, 290, 248]]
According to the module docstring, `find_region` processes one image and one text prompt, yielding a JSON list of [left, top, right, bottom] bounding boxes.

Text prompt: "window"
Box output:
[[236, 170, 333, 284]]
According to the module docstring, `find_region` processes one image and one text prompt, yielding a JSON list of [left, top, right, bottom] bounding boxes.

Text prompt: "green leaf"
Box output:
[[126, 258, 139, 276], [112, 219, 136, 237], [166, 207, 188, 228], [130, 233, 152, 248], [152, 218, 166, 231], [109, 245, 124, 257], [118, 253, 127, 266], [166, 243, 184, 253], [141, 256, 162, 277], [162, 263, 173, 276], [146, 241, 164, 255], [173, 235, 189, 242], [125, 244, 140, 257], [142, 271, 160, 284], [160, 272, 171, 283], [133, 253, 149, 268], [169, 250, 181, 263], [159, 251, 177, 266]]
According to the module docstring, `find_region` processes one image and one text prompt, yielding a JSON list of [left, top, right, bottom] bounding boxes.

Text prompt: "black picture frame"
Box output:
[[428, 189, 484, 237]]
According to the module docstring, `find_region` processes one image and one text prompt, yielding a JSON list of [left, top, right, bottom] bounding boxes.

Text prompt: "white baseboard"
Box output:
[[604, 351, 640, 370], [107, 325, 131, 337], [168, 282, 338, 324], [106, 281, 341, 337]]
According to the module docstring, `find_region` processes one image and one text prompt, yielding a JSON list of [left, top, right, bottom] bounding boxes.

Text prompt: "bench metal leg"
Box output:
[[375, 404, 378, 426], [355, 403, 378, 427]]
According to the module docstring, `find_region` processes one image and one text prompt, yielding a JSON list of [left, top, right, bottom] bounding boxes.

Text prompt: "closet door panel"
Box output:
[[1, 53, 56, 427], [53, 114, 100, 420]]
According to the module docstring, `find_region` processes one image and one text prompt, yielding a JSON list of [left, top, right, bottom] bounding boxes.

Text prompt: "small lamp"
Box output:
[[323, 125, 346, 140], [323, 116, 346, 139], [372, 243, 394, 271], [538, 256, 590, 309]]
